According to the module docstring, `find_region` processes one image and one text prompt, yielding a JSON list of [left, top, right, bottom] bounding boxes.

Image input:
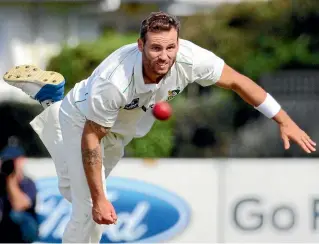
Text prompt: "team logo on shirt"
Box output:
[[167, 88, 181, 101], [124, 98, 140, 110]]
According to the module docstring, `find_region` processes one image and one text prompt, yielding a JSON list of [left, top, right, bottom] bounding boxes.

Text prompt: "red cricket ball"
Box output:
[[152, 101, 172, 121]]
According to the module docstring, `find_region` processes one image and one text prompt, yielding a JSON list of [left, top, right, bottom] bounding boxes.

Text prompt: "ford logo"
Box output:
[[35, 177, 191, 243]]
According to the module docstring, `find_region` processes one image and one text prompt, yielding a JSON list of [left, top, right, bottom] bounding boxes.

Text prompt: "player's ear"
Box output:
[[138, 38, 144, 52]]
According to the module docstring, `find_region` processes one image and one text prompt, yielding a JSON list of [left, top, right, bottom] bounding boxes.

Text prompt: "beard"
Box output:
[[142, 50, 175, 77]]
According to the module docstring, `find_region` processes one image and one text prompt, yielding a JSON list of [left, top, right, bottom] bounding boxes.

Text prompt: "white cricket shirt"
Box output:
[[70, 39, 224, 141]]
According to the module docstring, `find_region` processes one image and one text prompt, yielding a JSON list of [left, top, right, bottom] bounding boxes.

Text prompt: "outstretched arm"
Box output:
[[215, 64, 316, 153]]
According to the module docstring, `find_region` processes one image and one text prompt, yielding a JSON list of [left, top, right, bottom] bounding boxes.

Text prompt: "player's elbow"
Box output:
[[82, 120, 110, 142]]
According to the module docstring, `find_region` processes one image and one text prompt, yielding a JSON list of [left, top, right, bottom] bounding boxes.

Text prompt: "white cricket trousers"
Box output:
[[30, 93, 125, 243]]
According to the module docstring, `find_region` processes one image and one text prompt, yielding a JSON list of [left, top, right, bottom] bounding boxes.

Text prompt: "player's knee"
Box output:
[[64, 209, 103, 243], [59, 186, 72, 202]]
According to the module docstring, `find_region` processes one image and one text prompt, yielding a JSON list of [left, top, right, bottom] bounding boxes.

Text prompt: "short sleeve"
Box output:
[[87, 77, 124, 127], [192, 43, 225, 86]]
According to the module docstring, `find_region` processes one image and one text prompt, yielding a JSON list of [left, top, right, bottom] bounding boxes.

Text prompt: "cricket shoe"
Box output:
[[2, 64, 65, 108]]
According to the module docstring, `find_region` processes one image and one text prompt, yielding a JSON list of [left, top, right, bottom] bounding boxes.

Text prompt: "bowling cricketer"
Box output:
[[2, 11, 316, 243]]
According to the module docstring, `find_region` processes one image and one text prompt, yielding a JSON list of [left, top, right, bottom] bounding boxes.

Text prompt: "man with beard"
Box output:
[[2, 11, 316, 243]]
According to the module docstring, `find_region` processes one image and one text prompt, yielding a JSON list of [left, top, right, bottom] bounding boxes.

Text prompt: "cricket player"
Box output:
[[2, 11, 316, 243]]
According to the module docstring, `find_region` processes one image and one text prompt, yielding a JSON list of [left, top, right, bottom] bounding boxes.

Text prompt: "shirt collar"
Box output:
[[133, 51, 173, 94]]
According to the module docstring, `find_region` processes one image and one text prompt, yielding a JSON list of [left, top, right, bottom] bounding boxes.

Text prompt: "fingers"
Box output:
[[282, 135, 290, 150], [280, 123, 316, 153], [301, 136, 316, 153], [111, 209, 118, 225], [284, 130, 317, 153], [297, 139, 311, 153], [105, 215, 116, 225], [293, 136, 315, 154], [304, 135, 317, 147], [93, 215, 115, 225], [92, 201, 118, 225]]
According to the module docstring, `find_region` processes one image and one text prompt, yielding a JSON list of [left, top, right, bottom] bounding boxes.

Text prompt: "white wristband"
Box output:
[[254, 93, 281, 119]]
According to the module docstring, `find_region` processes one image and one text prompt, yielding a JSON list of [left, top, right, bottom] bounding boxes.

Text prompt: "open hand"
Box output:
[[279, 120, 316, 153]]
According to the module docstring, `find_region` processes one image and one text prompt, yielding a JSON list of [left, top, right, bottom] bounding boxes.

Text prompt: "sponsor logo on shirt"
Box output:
[[124, 98, 139, 110]]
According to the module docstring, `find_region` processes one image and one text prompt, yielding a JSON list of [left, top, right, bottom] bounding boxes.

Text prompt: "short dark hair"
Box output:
[[140, 11, 180, 43]]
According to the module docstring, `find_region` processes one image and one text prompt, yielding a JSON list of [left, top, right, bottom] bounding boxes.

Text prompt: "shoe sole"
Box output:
[[3, 64, 64, 87]]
